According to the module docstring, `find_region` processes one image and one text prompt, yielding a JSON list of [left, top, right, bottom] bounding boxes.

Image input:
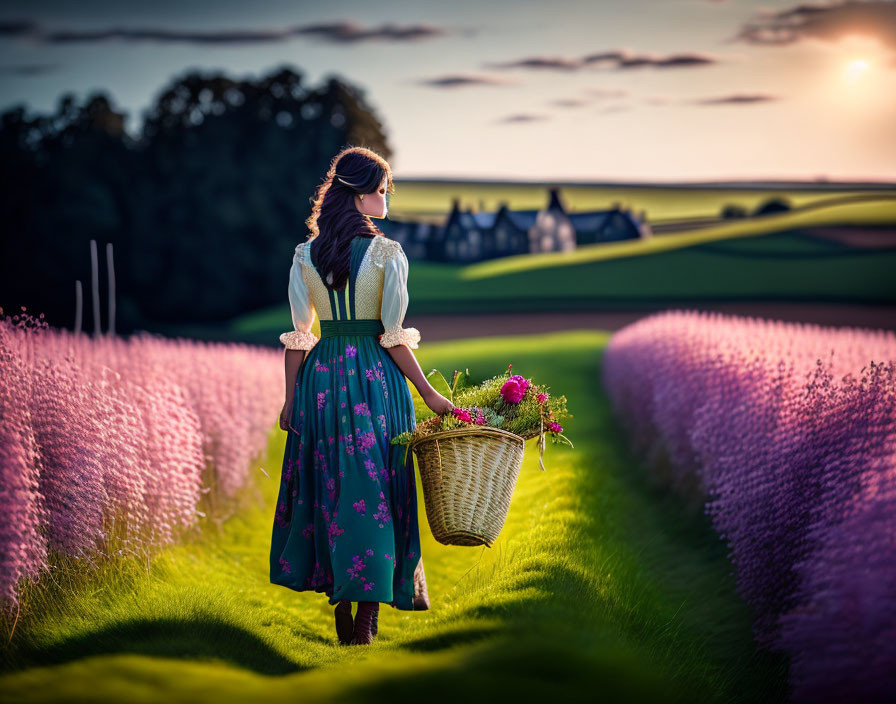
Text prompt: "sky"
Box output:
[[1, 0, 895, 183]]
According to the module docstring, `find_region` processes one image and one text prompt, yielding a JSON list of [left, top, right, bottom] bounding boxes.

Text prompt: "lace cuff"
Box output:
[[379, 324, 421, 349], [279, 330, 319, 351]]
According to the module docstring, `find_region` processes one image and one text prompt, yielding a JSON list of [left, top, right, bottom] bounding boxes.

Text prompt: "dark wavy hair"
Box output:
[[304, 146, 396, 292]]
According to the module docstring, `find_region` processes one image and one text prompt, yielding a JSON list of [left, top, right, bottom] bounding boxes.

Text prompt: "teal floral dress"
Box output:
[[270, 234, 429, 610]]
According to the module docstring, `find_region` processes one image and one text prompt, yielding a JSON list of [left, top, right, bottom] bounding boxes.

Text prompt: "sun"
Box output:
[[844, 58, 870, 83]]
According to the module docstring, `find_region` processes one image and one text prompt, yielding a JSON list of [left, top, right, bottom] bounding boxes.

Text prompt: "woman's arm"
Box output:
[[378, 241, 453, 414], [385, 345, 454, 414], [284, 348, 306, 402]]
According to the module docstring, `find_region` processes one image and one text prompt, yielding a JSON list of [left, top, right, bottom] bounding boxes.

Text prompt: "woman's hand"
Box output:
[[279, 397, 294, 431], [423, 389, 455, 416]]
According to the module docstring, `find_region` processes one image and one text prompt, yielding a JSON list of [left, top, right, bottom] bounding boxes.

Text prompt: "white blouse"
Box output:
[[379, 243, 422, 349], [279, 237, 421, 351]]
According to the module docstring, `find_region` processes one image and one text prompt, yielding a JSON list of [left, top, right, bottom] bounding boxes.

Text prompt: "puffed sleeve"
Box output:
[[379, 243, 421, 349], [279, 247, 319, 351]]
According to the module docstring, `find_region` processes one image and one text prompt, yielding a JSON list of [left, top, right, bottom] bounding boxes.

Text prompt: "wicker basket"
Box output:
[[409, 425, 527, 547]]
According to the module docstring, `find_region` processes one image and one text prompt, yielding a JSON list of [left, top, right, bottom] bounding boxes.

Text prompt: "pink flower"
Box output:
[[500, 379, 525, 403], [474, 407, 485, 425], [452, 407, 473, 423], [537, 392, 548, 404], [548, 421, 563, 433], [510, 374, 531, 392]]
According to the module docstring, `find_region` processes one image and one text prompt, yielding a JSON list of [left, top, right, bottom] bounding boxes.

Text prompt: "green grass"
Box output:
[[0, 332, 788, 703]]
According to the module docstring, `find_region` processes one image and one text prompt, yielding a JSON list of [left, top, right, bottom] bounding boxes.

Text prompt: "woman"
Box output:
[[269, 146, 455, 646]]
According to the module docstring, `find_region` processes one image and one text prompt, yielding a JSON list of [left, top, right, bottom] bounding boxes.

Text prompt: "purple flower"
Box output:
[[274, 500, 289, 527], [373, 491, 391, 527], [356, 430, 377, 453], [602, 310, 896, 699], [328, 520, 344, 547]]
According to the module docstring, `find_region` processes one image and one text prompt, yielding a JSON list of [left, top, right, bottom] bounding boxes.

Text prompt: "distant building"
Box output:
[[380, 187, 650, 263], [376, 218, 435, 261]]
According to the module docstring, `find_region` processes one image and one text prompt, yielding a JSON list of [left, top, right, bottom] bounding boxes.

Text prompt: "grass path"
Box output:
[[0, 331, 787, 703]]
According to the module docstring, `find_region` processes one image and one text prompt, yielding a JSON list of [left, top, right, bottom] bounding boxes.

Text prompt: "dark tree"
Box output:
[[753, 197, 791, 216], [720, 204, 748, 219], [0, 66, 392, 334]]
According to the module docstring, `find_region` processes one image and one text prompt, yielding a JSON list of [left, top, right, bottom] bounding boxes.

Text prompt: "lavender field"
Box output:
[[603, 311, 896, 702], [2, 306, 894, 702], [0, 310, 283, 613]]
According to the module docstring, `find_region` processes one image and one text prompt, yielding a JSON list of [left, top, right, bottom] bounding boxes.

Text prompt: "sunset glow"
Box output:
[[844, 58, 870, 83]]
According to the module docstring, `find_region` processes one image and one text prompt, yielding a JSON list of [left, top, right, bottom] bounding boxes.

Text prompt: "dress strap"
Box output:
[[348, 236, 375, 320]]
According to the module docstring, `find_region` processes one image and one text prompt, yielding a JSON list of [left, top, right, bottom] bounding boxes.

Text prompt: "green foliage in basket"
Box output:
[[391, 364, 573, 452]]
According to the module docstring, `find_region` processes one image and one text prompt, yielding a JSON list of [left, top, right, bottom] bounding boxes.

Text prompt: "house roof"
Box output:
[[470, 211, 497, 229], [503, 209, 539, 231], [568, 211, 611, 233]]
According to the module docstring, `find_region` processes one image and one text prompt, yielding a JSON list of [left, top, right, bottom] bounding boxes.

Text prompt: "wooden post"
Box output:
[[90, 239, 100, 339], [106, 242, 115, 336]]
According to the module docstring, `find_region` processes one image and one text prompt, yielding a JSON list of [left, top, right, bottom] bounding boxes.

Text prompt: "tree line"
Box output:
[[0, 66, 391, 335]]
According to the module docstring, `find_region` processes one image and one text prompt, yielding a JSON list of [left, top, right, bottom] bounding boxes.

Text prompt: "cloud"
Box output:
[[549, 98, 589, 107], [585, 51, 717, 69], [417, 74, 516, 88], [0, 19, 38, 37], [729, 1, 896, 51], [693, 93, 780, 105], [586, 88, 630, 99], [0, 18, 448, 45], [496, 113, 550, 123], [0, 62, 58, 75], [486, 50, 718, 71], [485, 56, 583, 71]]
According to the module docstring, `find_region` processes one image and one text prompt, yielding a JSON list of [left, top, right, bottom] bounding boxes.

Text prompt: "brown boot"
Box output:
[[349, 601, 379, 645], [413, 557, 431, 610], [334, 600, 353, 645]]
